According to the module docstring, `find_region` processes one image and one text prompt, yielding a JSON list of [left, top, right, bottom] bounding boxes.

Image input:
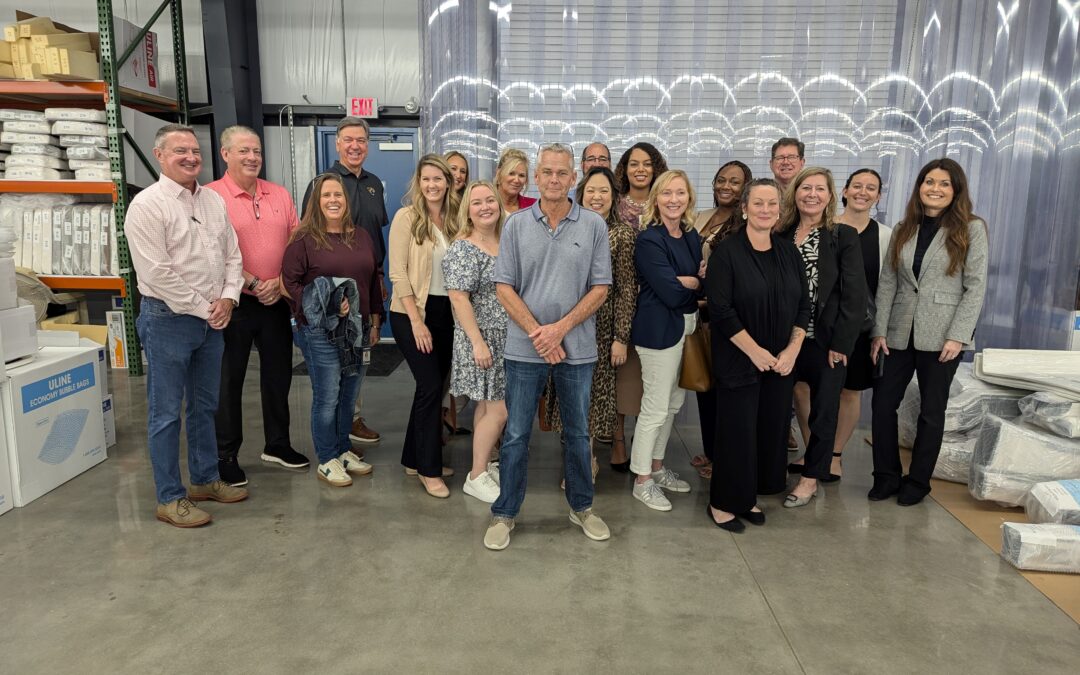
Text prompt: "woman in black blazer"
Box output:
[[779, 167, 866, 507], [706, 179, 810, 532], [628, 169, 703, 513]]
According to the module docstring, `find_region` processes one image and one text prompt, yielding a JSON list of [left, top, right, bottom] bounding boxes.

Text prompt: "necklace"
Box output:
[[625, 195, 647, 210]]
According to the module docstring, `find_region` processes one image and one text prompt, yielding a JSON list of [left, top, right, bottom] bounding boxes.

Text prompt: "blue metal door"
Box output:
[[316, 126, 419, 337]]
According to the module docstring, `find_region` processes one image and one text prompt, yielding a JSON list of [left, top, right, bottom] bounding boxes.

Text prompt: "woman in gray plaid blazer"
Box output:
[[868, 158, 989, 506]]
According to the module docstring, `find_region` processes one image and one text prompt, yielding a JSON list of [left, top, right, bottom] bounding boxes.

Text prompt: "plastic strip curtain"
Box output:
[[421, 1, 1080, 349]]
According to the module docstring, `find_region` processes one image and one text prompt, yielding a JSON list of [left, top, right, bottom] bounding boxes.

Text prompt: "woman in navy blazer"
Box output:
[[628, 170, 703, 512]]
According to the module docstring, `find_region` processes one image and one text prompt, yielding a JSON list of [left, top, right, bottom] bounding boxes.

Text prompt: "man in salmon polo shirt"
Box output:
[[207, 125, 309, 486]]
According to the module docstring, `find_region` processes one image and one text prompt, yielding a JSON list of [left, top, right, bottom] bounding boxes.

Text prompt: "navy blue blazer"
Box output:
[[630, 224, 703, 350]]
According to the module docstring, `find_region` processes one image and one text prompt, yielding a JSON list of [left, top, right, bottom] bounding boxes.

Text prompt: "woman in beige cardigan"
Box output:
[[388, 154, 460, 498]]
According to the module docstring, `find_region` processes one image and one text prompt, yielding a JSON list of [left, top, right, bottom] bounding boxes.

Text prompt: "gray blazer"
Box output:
[[873, 219, 988, 351]]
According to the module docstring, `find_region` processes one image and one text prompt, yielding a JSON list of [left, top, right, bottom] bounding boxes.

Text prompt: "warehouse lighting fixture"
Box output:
[[427, 0, 459, 26]]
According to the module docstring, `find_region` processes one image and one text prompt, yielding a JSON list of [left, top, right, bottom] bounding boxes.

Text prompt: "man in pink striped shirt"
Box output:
[[126, 123, 247, 528], [206, 126, 308, 487]]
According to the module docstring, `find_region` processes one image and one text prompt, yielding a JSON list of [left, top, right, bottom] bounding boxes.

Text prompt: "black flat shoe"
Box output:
[[787, 462, 805, 475], [739, 509, 765, 526], [867, 478, 900, 501], [821, 452, 842, 483], [897, 485, 929, 506], [707, 506, 746, 533], [609, 460, 630, 474]]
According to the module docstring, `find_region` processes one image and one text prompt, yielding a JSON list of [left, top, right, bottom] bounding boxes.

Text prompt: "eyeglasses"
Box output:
[[772, 154, 802, 163], [584, 155, 610, 163], [253, 196, 261, 220]]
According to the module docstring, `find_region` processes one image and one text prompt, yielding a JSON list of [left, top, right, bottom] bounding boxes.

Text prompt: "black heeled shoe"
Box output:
[[787, 462, 805, 475], [609, 437, 630, 473], [821, 452, 842, 483], [738, 509, 765, 526], [707, 505, 746, 533]]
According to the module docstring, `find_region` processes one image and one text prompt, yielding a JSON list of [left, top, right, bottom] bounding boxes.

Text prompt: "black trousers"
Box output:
[[696, 387, 717, 462], [871, 344, 961, 492], [794, 340, 848, 480], [710, 372, 794, 513], [215, 294, 294, 460], [390, 295, 454, 478]]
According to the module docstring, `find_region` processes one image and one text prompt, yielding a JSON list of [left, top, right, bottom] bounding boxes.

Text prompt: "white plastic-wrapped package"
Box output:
[[1, 131, 57, 145], [0, 193, 78, 207], [68, 159, 109, 170], [1019, 392, 1080, 439], [74, 168, 112, 181], [50, 121, 108, 137], [58, 135, 107, 147], [898, 364, 1026, 447], [969, 415, 1080, 505], [11, 143, 63, 158], [3, 166, 65, 180], [65, 146, 109, 160], [0, 109, 46, 122], [1024, 480, 1080, 525], [1001, 523, 1080, 573], [932, 433, 979, 483], [4, 120, 52, 134], [5, 154, 68, 171], [44, 108, 107, 123]]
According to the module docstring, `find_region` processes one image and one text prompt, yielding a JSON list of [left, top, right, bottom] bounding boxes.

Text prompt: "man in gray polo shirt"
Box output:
[[484, 143, 612, 551]]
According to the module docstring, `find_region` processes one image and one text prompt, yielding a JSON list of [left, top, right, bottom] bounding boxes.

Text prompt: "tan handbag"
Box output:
[[679, 317, 712, 392]]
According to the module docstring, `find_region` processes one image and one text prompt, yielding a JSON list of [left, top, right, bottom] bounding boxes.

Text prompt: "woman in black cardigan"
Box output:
[[706, 179, 810, 532], [778, 167, 867, 507]]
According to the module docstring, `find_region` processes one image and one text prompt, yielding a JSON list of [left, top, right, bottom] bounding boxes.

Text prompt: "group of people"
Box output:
[[125, 119, 988, 549]]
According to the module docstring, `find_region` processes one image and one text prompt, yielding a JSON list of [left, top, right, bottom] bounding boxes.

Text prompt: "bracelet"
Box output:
[[247, 277, 259, 292]]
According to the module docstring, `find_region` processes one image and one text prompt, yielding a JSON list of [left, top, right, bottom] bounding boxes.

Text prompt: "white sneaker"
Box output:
[[463, 470, 501, 503], [339, 450, 373, 476], [652, 467, 691, 493], [317, 458, 352, 487], [487, 462, 500, 485], [633, 478, 672, 511]]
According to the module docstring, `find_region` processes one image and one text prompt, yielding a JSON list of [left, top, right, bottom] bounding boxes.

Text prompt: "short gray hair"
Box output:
[[336, 116, 370, 137], [154, 123, 197, 150], [220, 125, 259, 149], [538, 143, 574, 167]]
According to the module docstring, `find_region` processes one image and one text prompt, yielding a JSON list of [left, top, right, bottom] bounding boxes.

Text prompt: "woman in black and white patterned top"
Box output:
[[777, 167, 867, 508]]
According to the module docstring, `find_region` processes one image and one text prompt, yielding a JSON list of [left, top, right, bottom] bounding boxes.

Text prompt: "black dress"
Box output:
[[845, 219, 881, 391]]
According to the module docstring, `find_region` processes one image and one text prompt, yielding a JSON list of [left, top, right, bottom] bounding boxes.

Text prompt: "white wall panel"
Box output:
[[343, 0, 420, 106], [263, 124, 316, 208], [256, 0, 347, 105]]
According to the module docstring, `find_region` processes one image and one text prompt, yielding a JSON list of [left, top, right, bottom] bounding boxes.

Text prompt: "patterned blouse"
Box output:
[[796, 227, 821, 339], [616, 195, 647, 234]]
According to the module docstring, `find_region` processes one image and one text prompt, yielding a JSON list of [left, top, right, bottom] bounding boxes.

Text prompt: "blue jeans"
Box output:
[[294, 324, 364, 464], [136, 297, 224, 504], [492, 359, 595, 518]]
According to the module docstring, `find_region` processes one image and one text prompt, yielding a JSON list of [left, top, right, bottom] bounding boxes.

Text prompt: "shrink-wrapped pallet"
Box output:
[[969, 416, 1080, 505], [1000, 523, 1080, 573], [1019, 392, 1080, 439], [1024, 480, 1080, 525]]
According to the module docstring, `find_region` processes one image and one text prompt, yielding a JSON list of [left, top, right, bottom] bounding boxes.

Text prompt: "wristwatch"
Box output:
[[247, 276, 260, 292]]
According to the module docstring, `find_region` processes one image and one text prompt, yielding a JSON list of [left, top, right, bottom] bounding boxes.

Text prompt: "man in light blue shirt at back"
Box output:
[[484, 143, 612, 551]]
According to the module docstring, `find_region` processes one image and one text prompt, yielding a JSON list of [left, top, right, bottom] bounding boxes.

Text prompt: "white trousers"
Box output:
[[630, 314, 696, 476]]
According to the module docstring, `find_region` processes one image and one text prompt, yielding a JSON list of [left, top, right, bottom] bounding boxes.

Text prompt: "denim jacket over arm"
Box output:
[[301, 276, 370, 376]]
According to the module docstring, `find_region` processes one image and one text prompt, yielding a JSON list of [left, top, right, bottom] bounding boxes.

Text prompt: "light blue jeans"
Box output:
[[294, 324, 365, 464]]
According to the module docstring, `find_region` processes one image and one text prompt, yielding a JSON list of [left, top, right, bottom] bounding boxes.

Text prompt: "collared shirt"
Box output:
[[301, 161, 388, 269], [494, 199, 612, 365], [125, 173, 244, 319], [206, 172, 299, 292]]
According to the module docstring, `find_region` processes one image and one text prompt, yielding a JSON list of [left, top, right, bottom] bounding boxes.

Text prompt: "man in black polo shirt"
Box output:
[[302, 116, 388, 444]]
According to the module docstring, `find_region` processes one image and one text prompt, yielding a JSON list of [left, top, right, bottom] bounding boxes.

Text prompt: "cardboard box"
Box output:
[[0, 431, 12, 517], [58, 47, 98, 79], [101, 393, 115, 448], [0, 256, 15, 311], [0, 41, 11, 63], [38, 315, 109, 347], [0, 345, 106, 507], [80, 336, 107, 399], [30, 32, 90, 50], [0, 63, 14, 78], [0, 304, 38, 363], [105, 310, 127, 369]]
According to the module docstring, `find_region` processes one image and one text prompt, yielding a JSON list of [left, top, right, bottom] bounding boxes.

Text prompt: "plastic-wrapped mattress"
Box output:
[[1024, 480, 1080, 525], [968, 415, 1080, 505], [1000, 523, 1080, 573], [1019, 392, 1080, 439], [932, 433, 979, 483]]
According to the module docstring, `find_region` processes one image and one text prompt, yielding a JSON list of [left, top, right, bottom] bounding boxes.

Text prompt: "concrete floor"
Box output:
[[1, 351, 1079, 674]]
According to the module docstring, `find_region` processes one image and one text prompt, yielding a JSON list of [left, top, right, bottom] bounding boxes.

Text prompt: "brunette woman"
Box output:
[[445, 151, 470, 197]]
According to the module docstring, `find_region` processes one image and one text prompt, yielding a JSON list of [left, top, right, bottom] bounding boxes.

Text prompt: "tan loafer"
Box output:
[[156, 498, 212, 528]]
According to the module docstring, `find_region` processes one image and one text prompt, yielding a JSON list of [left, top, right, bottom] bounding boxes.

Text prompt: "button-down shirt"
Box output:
[[125, 173, 243, 319], [206, 172, 299, 292]]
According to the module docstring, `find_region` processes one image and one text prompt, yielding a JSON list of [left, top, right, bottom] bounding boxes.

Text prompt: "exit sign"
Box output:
[[348, 97, 378, 118]]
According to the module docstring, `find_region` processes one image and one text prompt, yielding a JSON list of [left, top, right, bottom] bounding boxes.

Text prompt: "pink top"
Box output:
[[206, 172, 299, 292], [125, 173, 244, 319], [518, 195, 537, 209]]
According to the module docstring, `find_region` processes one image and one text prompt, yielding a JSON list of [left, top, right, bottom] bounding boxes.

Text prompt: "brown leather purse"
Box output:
[[679, 316, 712, 392]]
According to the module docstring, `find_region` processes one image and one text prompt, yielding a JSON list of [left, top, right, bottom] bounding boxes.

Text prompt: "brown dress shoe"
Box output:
[[349, 417, 381, 444], [156, 498, 212, 528], [189, 480, 249, 503]]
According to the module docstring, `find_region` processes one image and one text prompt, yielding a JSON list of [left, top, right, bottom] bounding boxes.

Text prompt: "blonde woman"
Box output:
[[444, 181, 507, 503], [629, 170, 703, 512], [388, 154, 461, 498], [445, 150, 470, 196], [495, 148, 536, 214]]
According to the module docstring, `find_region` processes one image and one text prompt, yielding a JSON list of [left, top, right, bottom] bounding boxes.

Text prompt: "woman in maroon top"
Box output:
[[281, 173, 383, 488], [495, 148, 536, 214]]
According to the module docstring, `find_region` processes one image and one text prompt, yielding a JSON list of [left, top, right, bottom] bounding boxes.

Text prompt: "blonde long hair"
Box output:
[[403, 154, 460, 245], [779, 166, 838, 232], [495, 148, 529, 196], [456, 180, 505, 241], [643, 169, 696, 231], [291, 173, 355, 250]]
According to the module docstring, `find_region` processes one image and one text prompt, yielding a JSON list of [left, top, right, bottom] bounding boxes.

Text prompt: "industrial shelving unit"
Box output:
[[0, 1, 190, 376]]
